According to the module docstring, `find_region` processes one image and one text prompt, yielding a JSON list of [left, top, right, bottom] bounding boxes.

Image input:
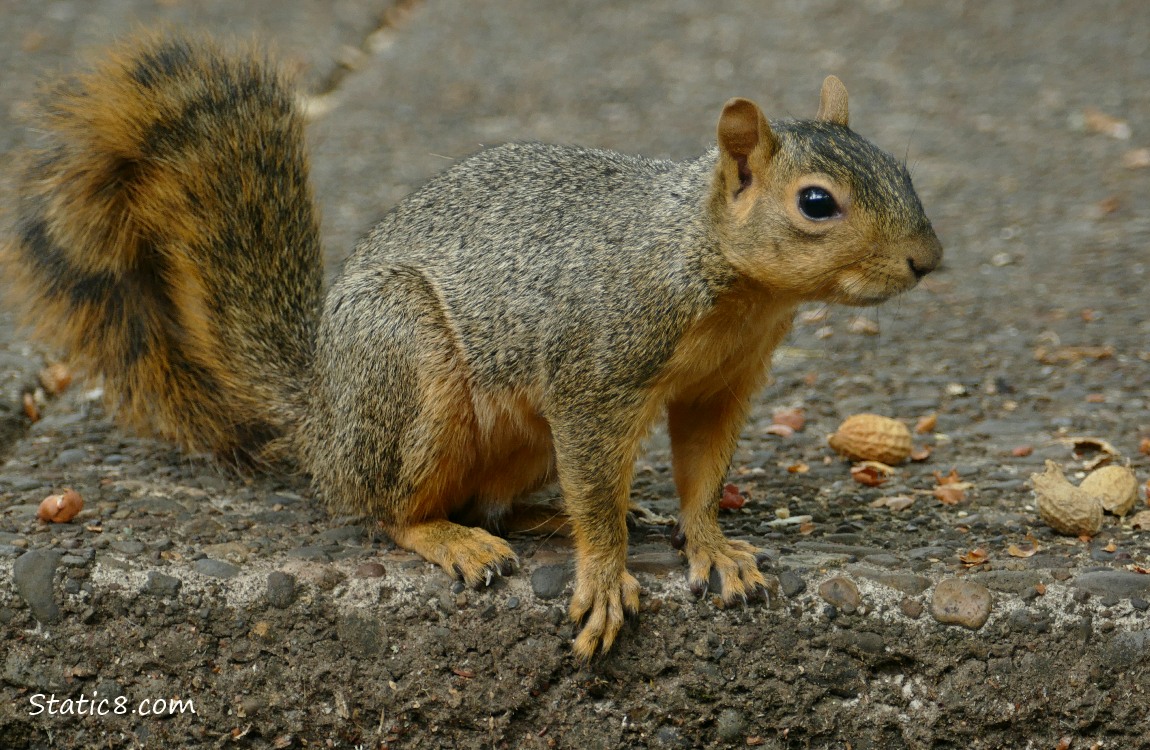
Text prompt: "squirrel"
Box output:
[[4, 35, 941, 660]]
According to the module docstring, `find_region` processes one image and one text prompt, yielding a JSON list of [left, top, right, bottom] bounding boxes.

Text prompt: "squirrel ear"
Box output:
[[717, 98, 778, 195], [816, 75, 849, 127]]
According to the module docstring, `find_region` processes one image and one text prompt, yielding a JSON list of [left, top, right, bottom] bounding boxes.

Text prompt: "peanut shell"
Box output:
[[37, 489, 84, 524], [1031, 460, 1102, 536], [1079, 465, 1138, 516], [827, 414, 912, 465]]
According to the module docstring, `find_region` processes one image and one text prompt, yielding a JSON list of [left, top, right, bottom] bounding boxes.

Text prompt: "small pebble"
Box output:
[[193, 558, 239, 579], [900, 598, 924, 619], [817, 576, 861, 613], [714, 708, 745, 743], [354, 561, 387, 578], [931, 579, 993, 630], [1073, 570, 1150, 599], [144, 571, 182, 598], [778, 570, 806, 598], [13, 549, 62, 624], [266, 571, 297, 609], [530, 565, 572, 600], [506, 596, 520, 610]]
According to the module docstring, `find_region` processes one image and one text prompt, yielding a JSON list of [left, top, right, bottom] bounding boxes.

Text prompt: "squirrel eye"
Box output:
[[797, 186, 840, 221]]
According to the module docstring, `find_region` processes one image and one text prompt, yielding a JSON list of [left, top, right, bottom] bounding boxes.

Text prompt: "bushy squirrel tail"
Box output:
[[4, 34, 323, 463]]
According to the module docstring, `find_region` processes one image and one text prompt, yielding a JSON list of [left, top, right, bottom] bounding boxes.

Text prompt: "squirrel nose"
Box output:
[[906, 231, 943, 279]]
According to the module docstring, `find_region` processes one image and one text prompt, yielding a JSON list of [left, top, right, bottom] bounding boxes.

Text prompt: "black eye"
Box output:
[[797, 186, 840, 221]]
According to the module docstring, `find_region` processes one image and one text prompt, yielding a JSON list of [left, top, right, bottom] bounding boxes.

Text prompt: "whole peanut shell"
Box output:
[[827, 414, 912, 465], [37, 489, 84, 523]]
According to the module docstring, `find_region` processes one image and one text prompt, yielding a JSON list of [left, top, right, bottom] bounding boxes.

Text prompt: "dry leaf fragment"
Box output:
[[786, 462, 809, 474], [764, 424, 795, 438], [1139, 437, 1150, 456], [771, 407, 806, 432], [934, 469, 962, 485], [38, 363, 72, 395], [870, 495, 916, 511], [1007, 542, 1038, 558], [1083, 107, 1131, 139], [1102, 540, 1118, 553], [37, 489, 84, 523], [915, 413, 937, 434], [1011, 445, 1033, 457], [910, 446, 933, 462], [1035, 582, 1047, 596], [720, 483, 747, 510], [22, 392, 40, 422], [1034, 345, 1115, 365], [959, 548, 989, 567], [798, 309, 829, 325], [933, 486, 966, 505], [851, 461, 894, 487], [1093, 196, 1121, 217], [1123, 148, 1150, 169], [848, 316, 880, 335]]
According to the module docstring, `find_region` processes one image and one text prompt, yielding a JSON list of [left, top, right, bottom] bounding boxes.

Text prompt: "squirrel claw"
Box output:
[[683, 536, 767, 608], [569, 567, 641, 661]]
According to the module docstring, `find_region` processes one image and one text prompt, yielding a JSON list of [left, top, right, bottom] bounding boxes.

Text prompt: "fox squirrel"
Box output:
[[4, 35, 941, 660]]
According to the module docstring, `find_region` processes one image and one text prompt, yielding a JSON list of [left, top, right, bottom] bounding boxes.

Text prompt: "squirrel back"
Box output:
[[4, 35, 322, 463]]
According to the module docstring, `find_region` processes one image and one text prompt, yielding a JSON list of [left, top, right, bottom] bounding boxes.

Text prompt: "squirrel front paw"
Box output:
[[671, 523, 769, 605], [569, 562, 641, 661]]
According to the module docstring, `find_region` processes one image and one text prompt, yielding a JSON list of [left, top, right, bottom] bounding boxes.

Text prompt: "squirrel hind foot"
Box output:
[[387, 519, 519, 588]]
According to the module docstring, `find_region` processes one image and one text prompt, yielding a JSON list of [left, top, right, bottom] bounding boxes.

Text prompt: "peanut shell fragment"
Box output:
[[1031, 461, 1102, 536], [1079, 465, 1138, 517]]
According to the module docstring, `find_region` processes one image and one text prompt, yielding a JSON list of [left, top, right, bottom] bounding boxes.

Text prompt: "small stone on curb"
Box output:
[[778, 570, 806, 598], [13, 549, 62, 624], [531, 565, 572, 600], [715, 708, 745, 743], [193, 558, 239, 579], [931, 578, 992, 630], [354, 561, 387, 578], [818, 576, 861, 613], [144, 571, 182, 598], [266, 571, 297, 609]]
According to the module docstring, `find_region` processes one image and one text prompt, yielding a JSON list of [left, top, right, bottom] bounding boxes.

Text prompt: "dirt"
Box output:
[[2, 0, 1150, 748]]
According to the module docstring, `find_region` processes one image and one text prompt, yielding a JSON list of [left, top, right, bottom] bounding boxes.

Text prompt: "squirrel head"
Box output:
[[710, 76, 942, 306]]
